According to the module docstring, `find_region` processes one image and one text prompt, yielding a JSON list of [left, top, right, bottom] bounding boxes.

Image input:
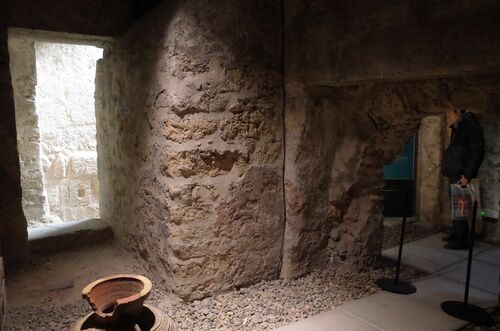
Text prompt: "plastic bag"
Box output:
[[450, 183, 480, 220]]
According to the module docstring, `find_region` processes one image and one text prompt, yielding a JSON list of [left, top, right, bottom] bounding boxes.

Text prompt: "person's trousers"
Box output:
[[452, 219, 470, 243]]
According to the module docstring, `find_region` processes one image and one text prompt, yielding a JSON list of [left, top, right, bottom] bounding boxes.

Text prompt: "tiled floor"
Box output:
[[274, 310, 382, 331], [439, 260, 500, 295], [275, 234, 500, 331], [382, 234, 493, 273]]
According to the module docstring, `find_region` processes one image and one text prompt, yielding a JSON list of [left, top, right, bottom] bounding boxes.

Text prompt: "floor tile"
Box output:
[[339, 291, 467, 331], [474, 248, 500, 267], [410, 234, 493, 257], [273, 310, 380, 331], [383, 243, 465, 273], [413, 275, 498, 308], [276, 234, 499, 331], [438, 260, 500, 295]]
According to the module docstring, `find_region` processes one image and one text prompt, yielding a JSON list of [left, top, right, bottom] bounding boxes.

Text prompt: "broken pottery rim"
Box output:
[[81, 274, 152, 318]]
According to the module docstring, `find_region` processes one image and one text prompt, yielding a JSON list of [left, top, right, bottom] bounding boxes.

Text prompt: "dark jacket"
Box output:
[[442, 112, 485, 180]]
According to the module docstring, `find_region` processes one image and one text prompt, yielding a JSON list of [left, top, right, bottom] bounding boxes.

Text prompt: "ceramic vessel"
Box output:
[[72, 304, 177, 331], [82, 274, 152, 328]]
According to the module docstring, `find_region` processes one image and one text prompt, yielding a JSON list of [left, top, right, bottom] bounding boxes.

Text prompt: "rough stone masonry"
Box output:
[[97, 0, 284, 300], [2, 0, 500, 304], [95, 0, 500, 300]]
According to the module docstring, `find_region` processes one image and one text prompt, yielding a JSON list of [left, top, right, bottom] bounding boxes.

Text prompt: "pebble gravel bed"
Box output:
[[7, 224, 496, 330], [4, 224, 432, 331], [383, 223, 440, 250], [161, 261, 426, 331], [3, 260, 426, 330], [4, 280, 169, 331]]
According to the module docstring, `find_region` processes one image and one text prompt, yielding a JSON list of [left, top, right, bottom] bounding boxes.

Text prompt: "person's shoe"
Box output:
[[442, 234, 455, 242], [444, 241, 469, 250]]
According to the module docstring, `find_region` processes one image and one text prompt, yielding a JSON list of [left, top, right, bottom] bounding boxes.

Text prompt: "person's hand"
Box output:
[[457, 175, 469, 187]]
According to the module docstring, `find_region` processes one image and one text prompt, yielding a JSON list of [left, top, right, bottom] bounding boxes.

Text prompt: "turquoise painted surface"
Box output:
[[384, 136, 415, 179]]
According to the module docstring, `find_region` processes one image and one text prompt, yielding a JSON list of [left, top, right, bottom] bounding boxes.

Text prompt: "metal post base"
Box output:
[[376, 277, 417, 294], [441, 301, 493, 326]]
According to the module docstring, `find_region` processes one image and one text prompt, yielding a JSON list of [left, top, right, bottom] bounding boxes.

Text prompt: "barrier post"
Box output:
[[376, 186, 417, 294], [441, 201, 493, 326]]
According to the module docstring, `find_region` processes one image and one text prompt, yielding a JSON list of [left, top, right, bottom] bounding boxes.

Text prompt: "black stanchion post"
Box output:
[[394, 192, 408, 285], [463, 200, 476, 309], [376, 186, 417, 294], [441, 201, 493, 326]]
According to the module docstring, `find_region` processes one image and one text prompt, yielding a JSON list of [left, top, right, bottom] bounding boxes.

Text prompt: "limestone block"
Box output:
[[69, 151, 98, 178], [40, 154, 51, 174], [9, 36, 52, 227], [48, 154, 67, 180], [417, 115, 446, 226], [46, 184, 60, 206], [20, 177, 46, 192], [91, 177, 100, 203], [169, 167, 284, 299], [162, 148, 247, 178], [153, 87, 227, 118], [21, 189, 47, 206], [59, 179, 92, 205], [220, 109, 265, 141], [163, 114, 217, 143], [58, 179, 99, 221]]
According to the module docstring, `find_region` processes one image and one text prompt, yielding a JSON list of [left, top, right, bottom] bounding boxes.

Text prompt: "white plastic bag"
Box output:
[[450, 183, 480, 220]]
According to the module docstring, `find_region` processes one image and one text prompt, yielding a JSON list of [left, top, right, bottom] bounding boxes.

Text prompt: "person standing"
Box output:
[[442, 109, 485, 249]]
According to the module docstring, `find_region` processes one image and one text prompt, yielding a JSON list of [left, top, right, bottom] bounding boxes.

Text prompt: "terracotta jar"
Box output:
[[72, 304, 176, 331], [72, 274, 176, 331]]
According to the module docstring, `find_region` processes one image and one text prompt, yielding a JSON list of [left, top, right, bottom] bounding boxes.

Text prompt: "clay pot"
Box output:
[[72, 304, 177, 331], [81, 274, 152, 328]]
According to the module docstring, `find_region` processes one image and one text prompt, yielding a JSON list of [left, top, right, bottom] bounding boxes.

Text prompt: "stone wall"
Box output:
[[35, 42, 102, 223], [478, 118, 500, 242], [281, 0, 500, 278], [96, 0, 500, 295], [285, 0, 500, 86], [282, 83, 423, 278], [281, 75, 500, 278], [479, 118, 500, 210], [416, 115, 447, 228], [97, 0, 284, 300], [2, 0, 500, 300], [0, 27, 29, 268], [8, 36, 50, 227]]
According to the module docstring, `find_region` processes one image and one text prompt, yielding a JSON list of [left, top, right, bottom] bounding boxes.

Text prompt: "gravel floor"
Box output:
[[161, 259, 426, 331], [4, 281, 171, 331], [4, 223, 436, 331], [5, 259, 425, 331], [383, 222, 440, 250]]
